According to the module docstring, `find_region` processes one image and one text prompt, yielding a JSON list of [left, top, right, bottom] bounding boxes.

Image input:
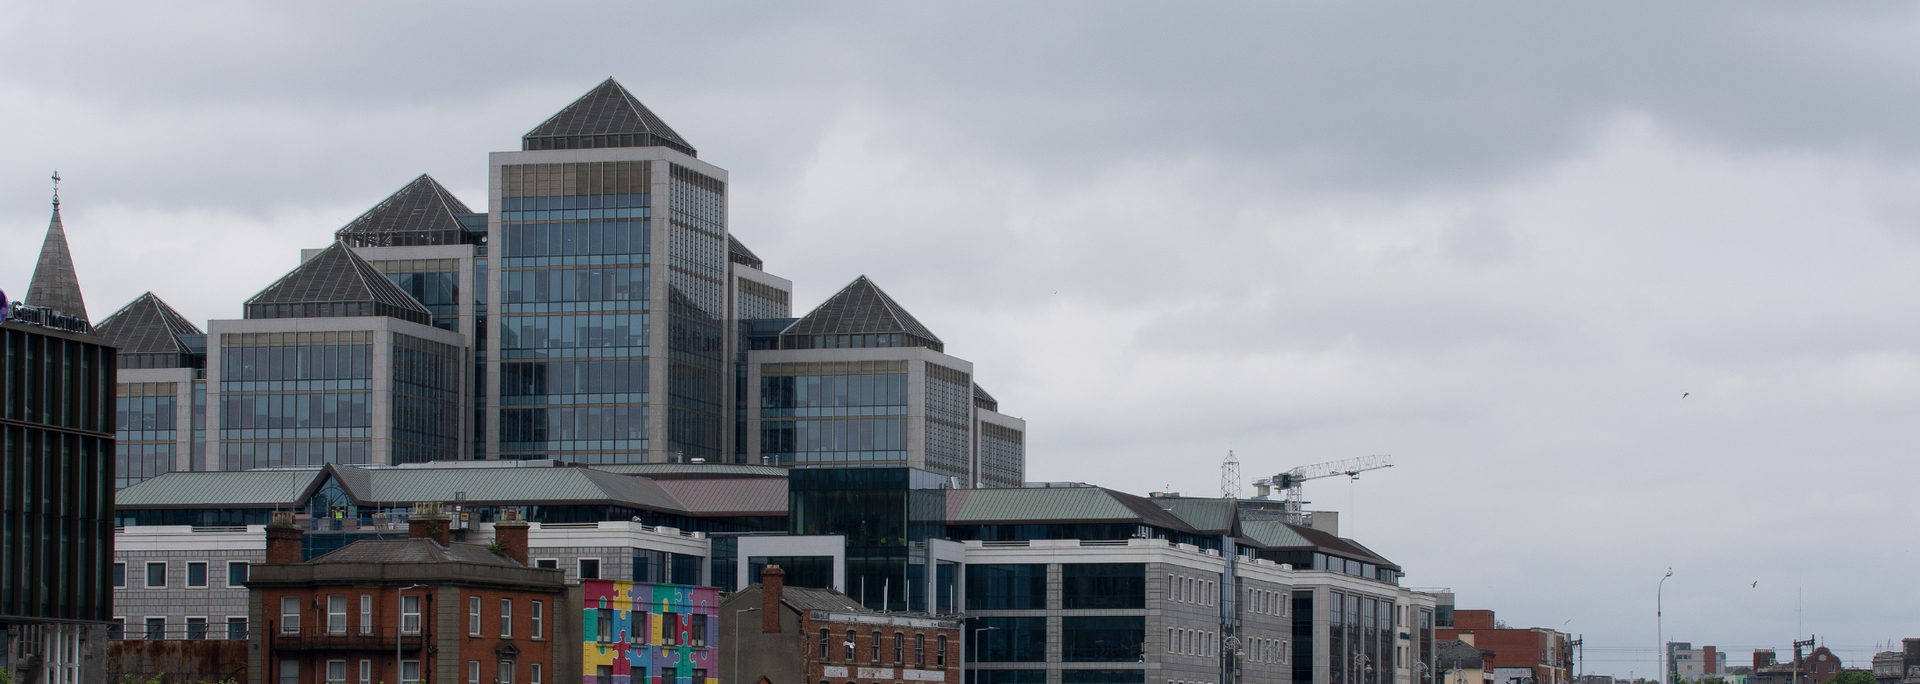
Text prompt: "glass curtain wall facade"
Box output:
[[391, 334, 462, 464], [665, 165, 728, 461], [114, 382, 176, 489], [1325, 591, 1394, 684], [760, 361, 909, 465], [1, 322, 115, 627], [372, 259, 461, 332], [923, 363, 972, 480], [787, 468, 946, 611], [219, 331, 373, 468], [978, 422, 1024, 489], [496, 161, 653, 462]]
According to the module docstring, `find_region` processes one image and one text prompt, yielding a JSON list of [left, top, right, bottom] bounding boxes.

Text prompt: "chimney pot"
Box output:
[[264, 511, 303, 564], [408, 501, 451, 546], [494, 508, 530, 566]]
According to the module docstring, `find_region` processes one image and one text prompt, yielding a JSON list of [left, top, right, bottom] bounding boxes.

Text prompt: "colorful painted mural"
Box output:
[[583, 579, 721, 684]]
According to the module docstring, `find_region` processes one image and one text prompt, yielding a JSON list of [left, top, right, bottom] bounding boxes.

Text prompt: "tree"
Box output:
[[1827, 671, 1875, 684]]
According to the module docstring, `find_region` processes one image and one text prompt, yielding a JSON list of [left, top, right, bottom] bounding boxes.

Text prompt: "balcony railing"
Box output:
[[270, 628, 425, 651]]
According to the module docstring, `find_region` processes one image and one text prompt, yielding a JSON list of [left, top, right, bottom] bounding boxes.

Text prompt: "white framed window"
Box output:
[[113, 563, 125, 588], [280, 596, 301, 634], [530, 601, 543, 640], [187, 616, 208, 640], [531, 663, 542, 684], [535, 558, 558, 570], [1280, 640, 1289, 663], [469, 660, 481, 684], [327, 660, 348, 684], [401, 660, 420, 684], [578, 558, 601, 580], [227, 562, 250, 588], [500, 599, 512, 638], [187, 562, 208, 588], [227, 616, 248, 640], [401, 595, 422, 635], [499, 660, 515, 684], [328, 595, 348, 635], [360, 660, 372, 684], [470, 596, 482, 636], [360, 595, 373, 635], [146, 562, 167, 588], [1167, 627, 1175, 653]]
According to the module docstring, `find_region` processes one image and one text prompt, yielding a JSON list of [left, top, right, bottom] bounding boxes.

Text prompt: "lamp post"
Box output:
[[1356, 653, 1373, 684], [734, 607, 759, 684], [973, 626, 1000, 683], [398, 584, 428, 684], [1657, 568, 1673, 684]]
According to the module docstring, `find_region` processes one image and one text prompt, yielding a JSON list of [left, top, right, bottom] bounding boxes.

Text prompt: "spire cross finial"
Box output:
[[51, 170, 60, 207]]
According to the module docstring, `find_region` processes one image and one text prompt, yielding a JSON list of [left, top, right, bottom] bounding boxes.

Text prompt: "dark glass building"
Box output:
[[4, 190, 115, 684]]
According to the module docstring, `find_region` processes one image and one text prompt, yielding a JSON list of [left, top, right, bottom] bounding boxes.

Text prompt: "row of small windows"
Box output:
[[1250, 637, 1287, 664], [1247, 587, 1286, 616], [1170, 574, 1214, 606], [114, 561, 248, 589], [1168, 627, 1214, 657], [111, 616, 246, 641], [815, 629, 947, 667]]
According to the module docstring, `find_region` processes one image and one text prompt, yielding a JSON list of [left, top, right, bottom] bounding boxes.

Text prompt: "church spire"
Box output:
[[25, 170, 89, 322]]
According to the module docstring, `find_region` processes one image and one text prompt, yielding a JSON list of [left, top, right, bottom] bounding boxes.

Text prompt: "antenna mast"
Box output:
[[1221, 451, 1243, 499]]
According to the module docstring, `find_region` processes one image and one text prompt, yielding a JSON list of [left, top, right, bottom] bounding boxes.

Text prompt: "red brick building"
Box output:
[[718, 567, 961, 684], [246, 507, 567, 684], [1438, 610, 1572, 684]]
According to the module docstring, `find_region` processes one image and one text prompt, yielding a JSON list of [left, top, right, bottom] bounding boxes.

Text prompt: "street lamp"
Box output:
[[1356, 653, 1373, 684], [1657, 568, 1672, 684], [398, 584, 429, 684], [973, 626, 1000, 683], [734, 607, 759, 684]]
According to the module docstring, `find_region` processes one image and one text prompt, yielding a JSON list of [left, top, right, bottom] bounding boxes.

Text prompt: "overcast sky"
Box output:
[[5, 2, 1918, 669]]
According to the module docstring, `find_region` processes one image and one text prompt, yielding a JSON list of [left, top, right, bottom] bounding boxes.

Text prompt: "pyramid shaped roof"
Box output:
[[95, 292, 203, 357], [782, 276, 943, 349], [523, 78, 696, 157], [25, 197, 88, 321], [244, 242, 431, 326], [335, 174, 476, 247]]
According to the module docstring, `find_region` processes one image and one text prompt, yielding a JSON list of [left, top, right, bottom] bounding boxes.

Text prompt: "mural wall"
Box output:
[[583, 579, 720, 684]]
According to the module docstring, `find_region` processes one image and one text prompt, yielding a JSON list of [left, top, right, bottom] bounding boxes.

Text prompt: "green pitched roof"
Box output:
[[343, 465, 685, 512], [946, 487, 1197, 533], [117, 469, 326, 508], [1154, 497, 1237, 534]]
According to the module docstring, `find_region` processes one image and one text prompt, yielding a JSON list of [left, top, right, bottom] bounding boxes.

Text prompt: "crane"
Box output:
[[1253, 454, 1393, 525]]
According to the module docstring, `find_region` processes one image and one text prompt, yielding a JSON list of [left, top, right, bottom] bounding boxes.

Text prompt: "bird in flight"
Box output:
[[1682, 392, 1690, 398], [1752, 581, 1758, 588]]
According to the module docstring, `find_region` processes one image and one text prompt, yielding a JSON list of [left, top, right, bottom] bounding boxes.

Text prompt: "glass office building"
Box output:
[[94, 292, 207, 487], [4, 194, 115, 684], [208, 241, 465, 468], [487, 78, 732, 464], [787, 467, 950, 611]]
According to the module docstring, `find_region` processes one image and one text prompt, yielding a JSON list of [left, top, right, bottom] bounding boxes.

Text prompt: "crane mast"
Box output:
[[1254, 454, 1393, 525]]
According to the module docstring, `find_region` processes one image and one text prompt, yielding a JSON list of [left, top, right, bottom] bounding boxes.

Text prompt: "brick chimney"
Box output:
[[1704, 646, 1719, 675], [494, 508, 530, 566], [1756, 650, 1776, 670], [265, 511, 303, 564], [408, 501, 451, 546], [761, 565, 784, 634]]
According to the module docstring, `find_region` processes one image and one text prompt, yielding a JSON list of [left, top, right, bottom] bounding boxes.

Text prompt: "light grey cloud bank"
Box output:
[[4, 1, 1917, 667]]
